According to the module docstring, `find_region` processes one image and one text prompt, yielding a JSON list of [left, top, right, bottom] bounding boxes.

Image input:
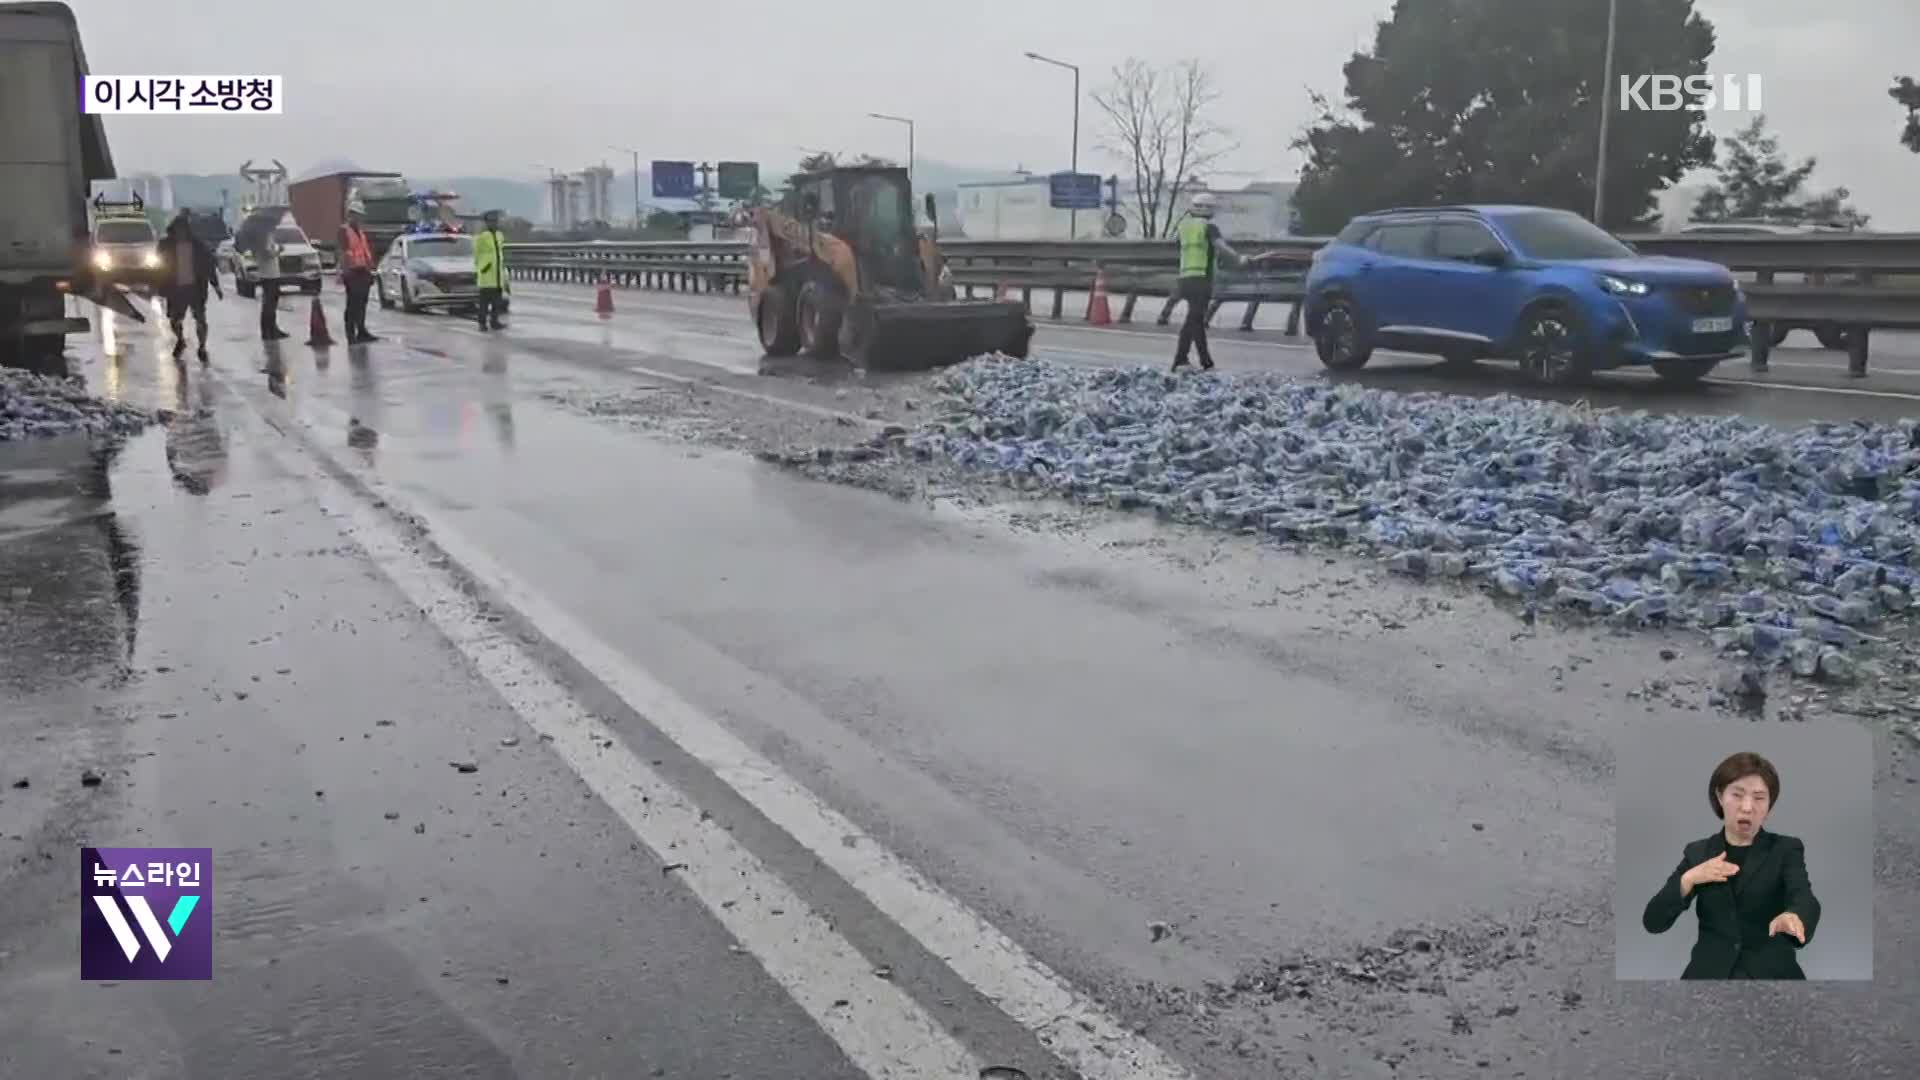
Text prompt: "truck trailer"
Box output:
[[0, 1, 143, 376], [288, 170, 414, 264]]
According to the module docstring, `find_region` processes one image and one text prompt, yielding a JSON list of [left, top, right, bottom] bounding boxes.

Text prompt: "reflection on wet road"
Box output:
[[1, 286, 1915, 1080]]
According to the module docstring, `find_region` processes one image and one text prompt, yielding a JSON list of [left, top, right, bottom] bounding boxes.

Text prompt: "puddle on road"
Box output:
[[0, 433, 149, 685]]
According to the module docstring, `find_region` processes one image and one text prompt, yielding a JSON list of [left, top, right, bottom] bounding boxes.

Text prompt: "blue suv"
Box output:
[[1303, 205, 1748, 386]]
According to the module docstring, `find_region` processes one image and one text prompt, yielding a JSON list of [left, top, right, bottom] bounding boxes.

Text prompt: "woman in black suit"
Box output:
[[1642, 751, 1821, 979]]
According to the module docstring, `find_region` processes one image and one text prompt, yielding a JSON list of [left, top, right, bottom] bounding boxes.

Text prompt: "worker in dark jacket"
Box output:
[[155, 210, 224, 361]]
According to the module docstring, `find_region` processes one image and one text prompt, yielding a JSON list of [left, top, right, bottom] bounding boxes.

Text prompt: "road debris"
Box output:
[[878, 360, 1920, 680], [1, 370, 155, 443]]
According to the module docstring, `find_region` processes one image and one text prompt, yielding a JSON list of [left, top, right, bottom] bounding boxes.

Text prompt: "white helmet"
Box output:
[[1190, 192, 1218, 217], [347, 199, 366, 216]]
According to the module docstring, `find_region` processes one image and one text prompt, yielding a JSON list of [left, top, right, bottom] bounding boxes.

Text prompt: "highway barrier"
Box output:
[[505, 235, 1920, 376]]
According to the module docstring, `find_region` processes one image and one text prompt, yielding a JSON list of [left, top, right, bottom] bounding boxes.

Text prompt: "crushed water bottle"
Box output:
[[902, 360, 1920, 675]]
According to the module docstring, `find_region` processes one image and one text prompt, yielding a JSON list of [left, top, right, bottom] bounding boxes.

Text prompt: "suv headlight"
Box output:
[[1598, 274, 1649, 297], [93, 250, 112, 270], [142, 250, 161, 268]]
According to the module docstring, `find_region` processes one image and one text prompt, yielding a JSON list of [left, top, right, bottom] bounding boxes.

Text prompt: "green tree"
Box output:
[[1894, 76, 1920, 153], [1290, 0, 1717, 233], [644, 209, 688, 237], [1689, 115, 1867, 226]]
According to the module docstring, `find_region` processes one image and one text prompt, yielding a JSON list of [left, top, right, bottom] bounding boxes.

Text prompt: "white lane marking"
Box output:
[[1700, 376, 1920, 403], [224, 370, 1202, 1080], [220, 384, 984, 1079]]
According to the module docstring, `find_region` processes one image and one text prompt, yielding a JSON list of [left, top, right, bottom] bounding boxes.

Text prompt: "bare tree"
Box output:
[[1092, 58, 1235, 238]]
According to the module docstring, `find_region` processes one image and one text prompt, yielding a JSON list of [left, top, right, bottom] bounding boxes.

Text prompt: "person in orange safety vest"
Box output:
[[339, 200, 379, 343]]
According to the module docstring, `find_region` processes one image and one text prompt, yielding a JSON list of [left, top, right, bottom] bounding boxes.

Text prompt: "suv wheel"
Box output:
[[1515, 305, 1588, 386], [1314, 298, 1372, 371]]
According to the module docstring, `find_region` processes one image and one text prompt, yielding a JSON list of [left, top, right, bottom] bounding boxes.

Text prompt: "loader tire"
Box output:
[[797, 281, 843, 359], [1003, 323, 1035, 360], [757, 284, 800, 356]]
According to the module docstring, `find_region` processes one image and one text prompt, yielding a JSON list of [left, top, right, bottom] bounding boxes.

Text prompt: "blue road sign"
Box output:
[[1048, 172, 1103, 210], [651, 161, 696, 199]]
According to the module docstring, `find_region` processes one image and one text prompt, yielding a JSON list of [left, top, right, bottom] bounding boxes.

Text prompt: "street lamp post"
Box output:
[[866, 112, 914, 187], [1593, 0, 1619, 226], [1024, 51, 1081, 240], [609, 146, 643, 230]]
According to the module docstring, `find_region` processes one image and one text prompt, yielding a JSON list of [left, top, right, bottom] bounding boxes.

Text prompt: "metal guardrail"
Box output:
[[505, 235, 1920, 375]]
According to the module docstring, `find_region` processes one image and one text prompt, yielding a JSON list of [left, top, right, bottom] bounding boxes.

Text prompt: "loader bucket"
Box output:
[[841, 299, 1034, 371]]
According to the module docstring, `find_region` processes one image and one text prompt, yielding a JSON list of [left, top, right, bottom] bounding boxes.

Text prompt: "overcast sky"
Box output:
[[75, 0, 1919, 224]]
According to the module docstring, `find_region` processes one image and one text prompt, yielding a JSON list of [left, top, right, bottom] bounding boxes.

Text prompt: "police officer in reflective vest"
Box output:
[[1172, 192, 1241, 371], [339, 201, 379, 344], [473, 210, 508, 331]]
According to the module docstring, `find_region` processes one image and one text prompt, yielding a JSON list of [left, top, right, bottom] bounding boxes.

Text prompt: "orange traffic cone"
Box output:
[[1087, 266, 1112, 326], [594, 277, 614, 318], [306, 295, 333, 346]]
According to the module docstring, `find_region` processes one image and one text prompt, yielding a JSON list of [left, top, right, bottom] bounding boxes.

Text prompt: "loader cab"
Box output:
[[786, 167, 923, 295]]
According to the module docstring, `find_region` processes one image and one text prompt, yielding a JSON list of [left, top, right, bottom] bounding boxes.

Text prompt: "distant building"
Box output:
[[127, 173, 174, 210], [581, 165, 615, 225], [545, 173, 587, 229], [952, 175, 1297, 241], [94, 172, 174, 211]]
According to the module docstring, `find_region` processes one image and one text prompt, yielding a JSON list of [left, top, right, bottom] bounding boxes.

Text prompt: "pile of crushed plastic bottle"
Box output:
[[1, 369, 154, 443], [901, 359, 1920, 680]]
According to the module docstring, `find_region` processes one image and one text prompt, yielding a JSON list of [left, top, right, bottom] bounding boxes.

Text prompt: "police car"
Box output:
[[376, 230, 490, 314]]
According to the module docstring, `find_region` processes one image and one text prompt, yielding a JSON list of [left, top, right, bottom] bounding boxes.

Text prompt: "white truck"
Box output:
[[0, 2, 143, 376]]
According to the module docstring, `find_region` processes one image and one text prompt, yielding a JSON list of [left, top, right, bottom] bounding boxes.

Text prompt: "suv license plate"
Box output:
[[1692, 316, 1734, 333]]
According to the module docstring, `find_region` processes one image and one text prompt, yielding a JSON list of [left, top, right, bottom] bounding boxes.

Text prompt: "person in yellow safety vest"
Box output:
[[473, 210, 508, 331], [1171, 192, 1242, 371], [339, 201, 379, 344]]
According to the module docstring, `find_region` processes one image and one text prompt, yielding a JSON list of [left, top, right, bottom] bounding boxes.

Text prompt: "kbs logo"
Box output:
[[1619, 74, 1763, 113], [80, 848, 212, 980]]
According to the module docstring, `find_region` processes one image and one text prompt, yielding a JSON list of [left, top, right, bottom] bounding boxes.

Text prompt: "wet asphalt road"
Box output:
[[1, 286, 1917, 1079], [501, 281, 1920, 427]]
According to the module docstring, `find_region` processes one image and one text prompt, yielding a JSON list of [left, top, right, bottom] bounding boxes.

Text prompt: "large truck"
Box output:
[[0, 2, 143, 376], [288, 170, 416, 264]]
